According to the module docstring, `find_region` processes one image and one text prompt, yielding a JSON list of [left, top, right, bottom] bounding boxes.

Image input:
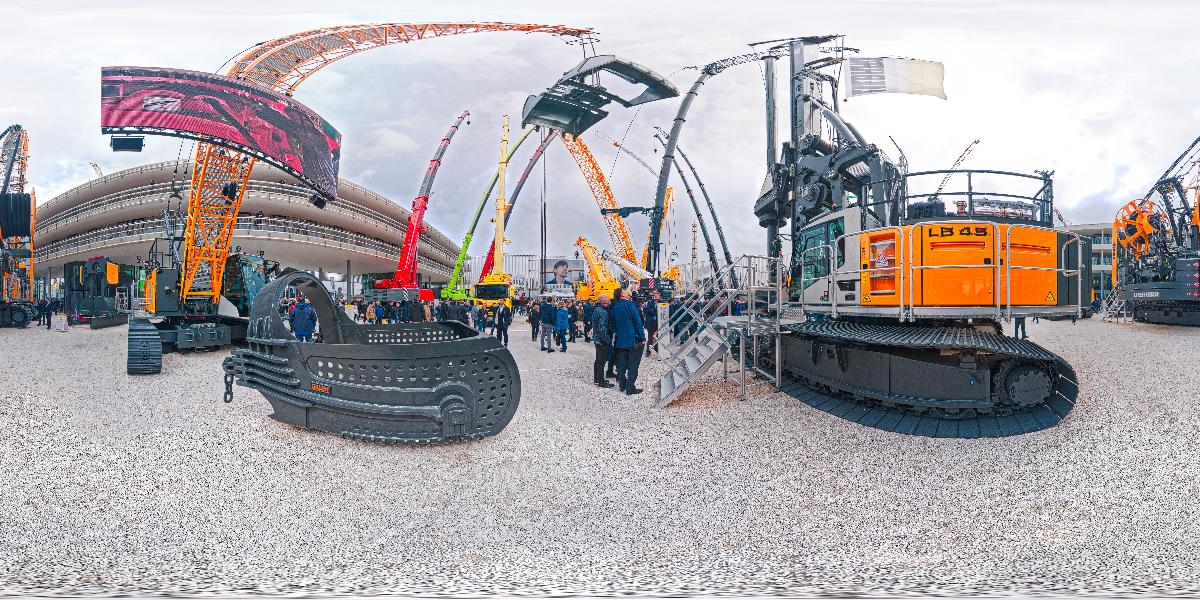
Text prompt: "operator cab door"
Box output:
[[794, 216, 847, 306]]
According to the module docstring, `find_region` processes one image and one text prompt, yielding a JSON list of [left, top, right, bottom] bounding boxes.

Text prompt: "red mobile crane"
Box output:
[[371, 110, 470, 301]]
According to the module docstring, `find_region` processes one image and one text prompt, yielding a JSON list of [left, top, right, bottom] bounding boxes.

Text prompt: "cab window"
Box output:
[[796, 217, 846, 289]]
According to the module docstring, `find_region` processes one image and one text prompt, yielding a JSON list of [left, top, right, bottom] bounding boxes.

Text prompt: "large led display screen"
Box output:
[[100, 66, 342, 200]]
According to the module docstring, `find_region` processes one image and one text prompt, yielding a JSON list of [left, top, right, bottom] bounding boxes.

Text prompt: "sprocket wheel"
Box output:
[[995, 360, 1054, 409]]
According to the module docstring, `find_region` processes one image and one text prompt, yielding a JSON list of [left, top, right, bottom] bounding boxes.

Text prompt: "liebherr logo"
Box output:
[[1132, 291, 1161, 298]]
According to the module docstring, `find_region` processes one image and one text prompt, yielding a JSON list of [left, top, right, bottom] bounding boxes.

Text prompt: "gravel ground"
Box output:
[[2, 317, 1199, 597]]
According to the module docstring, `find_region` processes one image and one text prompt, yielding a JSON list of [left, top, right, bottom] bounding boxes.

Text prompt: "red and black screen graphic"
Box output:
[[100, 66, 342, 200]]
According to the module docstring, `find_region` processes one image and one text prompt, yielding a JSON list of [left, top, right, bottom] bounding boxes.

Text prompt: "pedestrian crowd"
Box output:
[[280, 290, 691, 396], [527, 291, 668, 395], [35, 297, 63, 330]]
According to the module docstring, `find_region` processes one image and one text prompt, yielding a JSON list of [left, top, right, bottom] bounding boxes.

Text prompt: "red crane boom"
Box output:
[[376, 110, 469, 291]]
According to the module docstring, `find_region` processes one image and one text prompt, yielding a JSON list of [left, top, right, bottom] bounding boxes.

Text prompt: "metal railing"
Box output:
[[38, 175, 460, 262], [664, 254, 781, 349], [657, 254, 785, 398], [37, 215, 453, 277]]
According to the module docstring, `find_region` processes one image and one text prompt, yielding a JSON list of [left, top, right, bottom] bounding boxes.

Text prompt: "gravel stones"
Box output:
[[1, 318, 1198, 596]]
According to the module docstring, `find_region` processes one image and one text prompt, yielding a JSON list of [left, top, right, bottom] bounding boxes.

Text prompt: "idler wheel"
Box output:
[[996, 361, 1053, 408]]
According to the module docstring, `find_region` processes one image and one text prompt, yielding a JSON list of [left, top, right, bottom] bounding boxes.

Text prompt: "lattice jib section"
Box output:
[[560, 134, 638, 266], [181, 146, 255, 302], [230, 22, 593, 94]]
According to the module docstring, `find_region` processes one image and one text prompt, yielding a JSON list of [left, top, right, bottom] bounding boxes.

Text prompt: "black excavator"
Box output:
[[1113, 136, 1200, 325], [0, 124, 38, 328], [63, 256, 138, 327]]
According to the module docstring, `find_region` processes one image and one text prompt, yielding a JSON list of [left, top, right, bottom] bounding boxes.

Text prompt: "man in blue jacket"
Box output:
[[555, 301, 570, 352], [610, 288, 645, 394], [539, 299, 557, 352], [289, 296, 318, 342]]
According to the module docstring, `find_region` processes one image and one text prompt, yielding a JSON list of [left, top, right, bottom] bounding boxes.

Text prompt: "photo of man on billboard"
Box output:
[[542, 258, 585, 285]]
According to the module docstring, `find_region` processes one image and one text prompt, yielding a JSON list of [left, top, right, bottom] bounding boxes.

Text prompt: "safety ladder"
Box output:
[[1100, 293, 1127, 322], [656, 256, 783, 407]]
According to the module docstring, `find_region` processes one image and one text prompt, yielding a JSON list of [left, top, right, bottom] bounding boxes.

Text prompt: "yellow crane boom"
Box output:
[[575, 236, 622, 300]]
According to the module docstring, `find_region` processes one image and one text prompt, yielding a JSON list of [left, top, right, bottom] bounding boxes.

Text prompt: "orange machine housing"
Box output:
[[860, 223, 1058, 307]]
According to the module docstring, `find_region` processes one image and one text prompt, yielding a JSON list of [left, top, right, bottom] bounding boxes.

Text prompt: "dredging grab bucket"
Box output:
[[223, 271, 520, 444]]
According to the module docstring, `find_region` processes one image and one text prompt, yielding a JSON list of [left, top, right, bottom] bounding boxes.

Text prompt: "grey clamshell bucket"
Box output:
[[223, 270, 520, 444]]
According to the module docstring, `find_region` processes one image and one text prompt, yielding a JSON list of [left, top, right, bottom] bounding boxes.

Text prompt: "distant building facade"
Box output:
[[35, 161, 459, 295]]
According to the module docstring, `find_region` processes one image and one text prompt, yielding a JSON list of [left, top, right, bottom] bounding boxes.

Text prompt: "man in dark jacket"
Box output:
[[528, 302, 540, 341], [289, 297, 318, 342], [591, 295, 614, 388], [582, 301, 595, 342], [566, 300, 579, 343], [539, 299, 557, 351], [494, 303, 512, 347], [610, 288, 646, 394], [642, 294, 660, 357]]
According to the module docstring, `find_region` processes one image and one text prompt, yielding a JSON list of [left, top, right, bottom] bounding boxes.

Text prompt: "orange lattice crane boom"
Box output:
[[180, 22, 592, 304], [559, 133, 640, 277]]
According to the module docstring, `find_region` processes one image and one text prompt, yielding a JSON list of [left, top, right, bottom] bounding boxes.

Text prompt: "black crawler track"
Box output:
[[127, 317, 163, 375], [777, 320, 1080, 438], [223, 271, 520, 444]]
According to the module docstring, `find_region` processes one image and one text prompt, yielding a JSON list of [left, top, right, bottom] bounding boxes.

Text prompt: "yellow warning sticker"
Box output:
[[1045, 291, 1055, 302]]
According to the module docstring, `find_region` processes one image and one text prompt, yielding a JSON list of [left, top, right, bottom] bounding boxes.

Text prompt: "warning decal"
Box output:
[[1045, 291, 1055, 302]]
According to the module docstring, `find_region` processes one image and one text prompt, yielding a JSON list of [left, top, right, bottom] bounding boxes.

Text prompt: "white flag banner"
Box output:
[[845, 57, 947, 100]]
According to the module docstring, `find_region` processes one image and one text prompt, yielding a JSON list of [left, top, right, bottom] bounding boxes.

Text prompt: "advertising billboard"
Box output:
[[541, 257, 587, 286], [100, 66, 342, 200]]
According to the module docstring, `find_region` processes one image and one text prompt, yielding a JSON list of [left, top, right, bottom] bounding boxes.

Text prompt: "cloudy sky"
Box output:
[[2, 0, 1197, 262]]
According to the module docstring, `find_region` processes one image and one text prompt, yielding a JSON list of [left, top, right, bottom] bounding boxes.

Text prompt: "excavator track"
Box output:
[[777, 320, 1079, 438], [0, 302, 32, 328], [127, 318, 164, 374]]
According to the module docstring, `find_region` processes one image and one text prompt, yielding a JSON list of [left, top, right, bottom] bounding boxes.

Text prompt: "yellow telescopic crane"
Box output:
[[473, 116, 514, 313], [575, 236, 622, 300]]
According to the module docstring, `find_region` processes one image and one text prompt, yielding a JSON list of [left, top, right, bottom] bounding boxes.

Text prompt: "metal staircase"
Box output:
[[1100, 292, 1127, 322], [656, 255, 784, 407]]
